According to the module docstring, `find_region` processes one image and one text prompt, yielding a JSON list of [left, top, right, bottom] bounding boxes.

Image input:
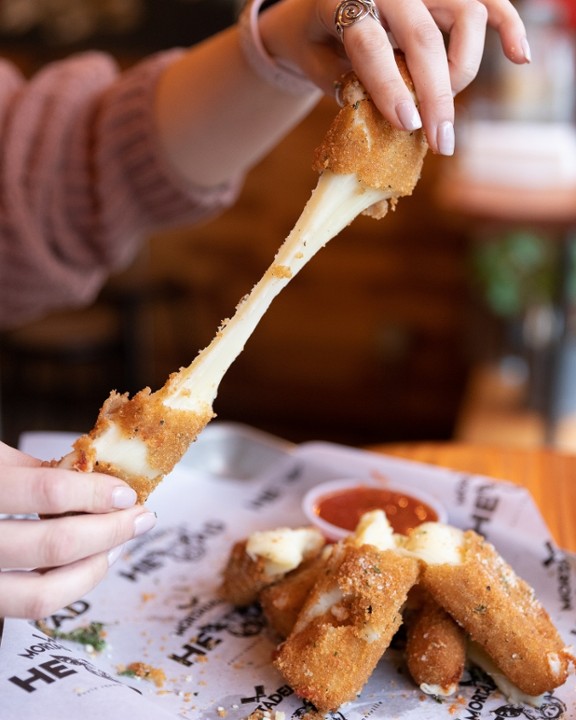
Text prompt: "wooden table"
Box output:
[[373, 442, 576, 553]]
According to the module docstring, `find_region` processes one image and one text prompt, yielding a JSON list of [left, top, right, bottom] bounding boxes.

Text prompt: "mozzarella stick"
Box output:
[[259, 549, 329, 638], [313, 53, 427, 220], [405, 523, 574, 697], [404, 591, 467, 697], [54, 54, 427, 502], [220, 527, 325, 607], [273, 540, 419, 712], [262, 510, 399, 638]]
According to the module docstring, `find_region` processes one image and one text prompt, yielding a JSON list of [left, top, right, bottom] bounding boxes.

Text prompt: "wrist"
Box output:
[[238, 0, 319, 96]]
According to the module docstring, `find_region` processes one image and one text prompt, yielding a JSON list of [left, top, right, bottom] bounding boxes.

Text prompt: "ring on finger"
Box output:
[[334, 0, 381, 41]]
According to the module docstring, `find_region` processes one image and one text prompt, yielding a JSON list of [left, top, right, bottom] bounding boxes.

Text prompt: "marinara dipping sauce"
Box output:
[[303, 479, 446, 540], [315, 486, 437, 535]]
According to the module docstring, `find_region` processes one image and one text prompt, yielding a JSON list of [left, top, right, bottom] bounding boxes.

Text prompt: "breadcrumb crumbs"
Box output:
[[117, 662, 167, 688]]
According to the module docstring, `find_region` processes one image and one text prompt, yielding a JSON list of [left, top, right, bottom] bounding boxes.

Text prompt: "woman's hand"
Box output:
[[260, 0, 529, 155], [0, 442, 156, 620]]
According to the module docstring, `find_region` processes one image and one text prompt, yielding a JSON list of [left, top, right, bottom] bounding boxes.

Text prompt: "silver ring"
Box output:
[[334, 0, 381, 41]]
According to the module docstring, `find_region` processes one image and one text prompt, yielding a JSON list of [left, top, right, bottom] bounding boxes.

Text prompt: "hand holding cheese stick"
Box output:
[[0, 442, 157, 620], [0, 0, 529, 622], [255, 0, 529, 158], [57, 54, 427, 502]]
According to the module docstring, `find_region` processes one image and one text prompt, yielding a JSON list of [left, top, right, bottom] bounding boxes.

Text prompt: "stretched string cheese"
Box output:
[[57, 57, 428, 501]]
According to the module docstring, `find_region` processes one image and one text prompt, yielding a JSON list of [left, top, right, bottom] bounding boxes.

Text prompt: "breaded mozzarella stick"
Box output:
[[405, 592, 467, 696], [259, 550, 329, 639], [274, 542, 419, 712], [405, 523, 574, 697], [55, 56, 427, 502], [273, 511, 420, 712], [220, 527, 325, 607]]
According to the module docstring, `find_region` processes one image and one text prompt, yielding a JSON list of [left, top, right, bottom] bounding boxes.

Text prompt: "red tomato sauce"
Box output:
[[314, 486, 438, 535]]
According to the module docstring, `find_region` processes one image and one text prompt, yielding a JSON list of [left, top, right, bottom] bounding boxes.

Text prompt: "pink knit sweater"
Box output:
[[0, 50, 241, 330]]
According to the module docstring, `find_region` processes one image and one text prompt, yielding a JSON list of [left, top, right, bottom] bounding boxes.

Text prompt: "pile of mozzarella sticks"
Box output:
[[221, 511, 575, 713]]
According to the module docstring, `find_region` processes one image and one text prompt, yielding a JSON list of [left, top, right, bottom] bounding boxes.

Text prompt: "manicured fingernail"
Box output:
[[112, 486, 138, 509], [396, 101, 422, 131], [521, 36, 532, 63], [437, 121, 455, 156], [134, 511, 157, 537], [108, 544, 124, 567]]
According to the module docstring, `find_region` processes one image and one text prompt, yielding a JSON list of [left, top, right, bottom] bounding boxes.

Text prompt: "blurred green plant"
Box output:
[[471, 229, 562, 318]]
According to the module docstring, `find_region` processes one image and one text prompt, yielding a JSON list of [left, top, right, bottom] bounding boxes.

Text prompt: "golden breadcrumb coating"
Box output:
[[220, 539, 278, 607], [312, 53, 428, 220], [259, 550, 328, 638], [220, 533, 326, 607], [419, 529, 574, 696], [70, 388, 214, 503], [273, 543, 419, 712], [405, 592, 467, 694]]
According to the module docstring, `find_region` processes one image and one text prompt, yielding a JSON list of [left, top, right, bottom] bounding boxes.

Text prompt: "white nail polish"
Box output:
[[334, 81, 344, 107], [437, 121, 455, 156], [396, 101, 422, 131], [108, 545, 123, 567], [112, 486, 138, 509], [521, 36, 532, 63], [134, 511, 157, 537]]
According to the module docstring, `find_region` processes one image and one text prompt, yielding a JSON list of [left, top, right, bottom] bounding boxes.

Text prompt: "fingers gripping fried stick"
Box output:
[[313, 55, 427, 221], [55, 55, 427, 502]]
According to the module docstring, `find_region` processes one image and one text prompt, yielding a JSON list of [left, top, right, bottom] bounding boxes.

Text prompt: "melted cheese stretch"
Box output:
[[91, 425, 152, 479], [420, 682, 459, 698], [85, 172, 389, 480], [162, 171, 389, 413]]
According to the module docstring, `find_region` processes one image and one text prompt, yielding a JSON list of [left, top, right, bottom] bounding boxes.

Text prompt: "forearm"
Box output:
[[155, 21, 322, 189]]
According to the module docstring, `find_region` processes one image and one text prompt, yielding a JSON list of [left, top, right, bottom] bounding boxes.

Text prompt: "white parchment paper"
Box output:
[[2, 424, 575, 720]]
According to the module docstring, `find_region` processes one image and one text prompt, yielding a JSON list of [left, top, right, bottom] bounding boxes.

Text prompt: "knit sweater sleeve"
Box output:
[[0, 50, 242, 329]]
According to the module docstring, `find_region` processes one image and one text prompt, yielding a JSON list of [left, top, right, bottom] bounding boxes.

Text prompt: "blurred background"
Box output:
[[0, 0, 574, 451]]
